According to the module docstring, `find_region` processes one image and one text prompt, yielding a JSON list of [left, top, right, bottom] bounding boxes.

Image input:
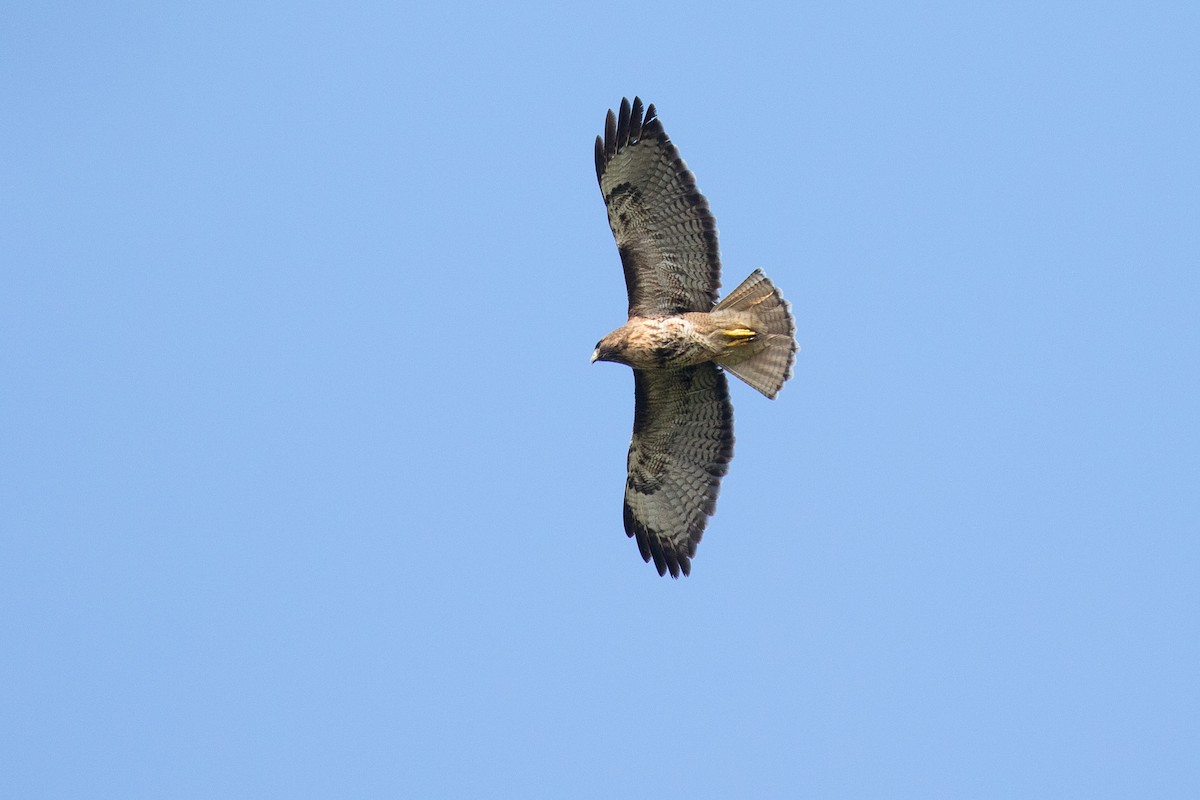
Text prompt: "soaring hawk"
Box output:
[[591, 97, 798, 578]]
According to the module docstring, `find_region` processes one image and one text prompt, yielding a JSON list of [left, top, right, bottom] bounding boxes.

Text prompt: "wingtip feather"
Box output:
[[604, 109, 617, 160], [629, 97, 644, 141], [616, 97, 631, 148], [596, 97, 656, 181]]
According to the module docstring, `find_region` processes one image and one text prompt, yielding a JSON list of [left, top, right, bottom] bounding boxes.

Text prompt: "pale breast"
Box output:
[[623, 317, 716, 369]]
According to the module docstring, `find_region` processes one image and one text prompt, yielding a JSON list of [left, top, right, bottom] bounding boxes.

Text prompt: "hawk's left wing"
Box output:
[[623, 364, 734, 577], [595, 97, 722, 319]]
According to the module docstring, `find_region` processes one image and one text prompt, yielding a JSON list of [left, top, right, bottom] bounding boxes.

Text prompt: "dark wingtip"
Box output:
[[616, 97, 631, 149], [629, 97, 644, 141], [624, 501, 689, 578], [604, 108, 617, 161], [648, 535, 669, 577], [597, 97, 658, 184]]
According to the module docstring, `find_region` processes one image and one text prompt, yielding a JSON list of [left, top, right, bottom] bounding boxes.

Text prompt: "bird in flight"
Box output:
[[592, 97, 798, 577]]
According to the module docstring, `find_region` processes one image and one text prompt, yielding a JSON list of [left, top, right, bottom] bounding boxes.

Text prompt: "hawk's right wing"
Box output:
[[595, 97, 722, 318], [623, 364, 734, 578]]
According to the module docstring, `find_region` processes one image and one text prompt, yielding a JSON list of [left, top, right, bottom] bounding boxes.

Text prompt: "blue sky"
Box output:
[[3, 2, 1198, 797]]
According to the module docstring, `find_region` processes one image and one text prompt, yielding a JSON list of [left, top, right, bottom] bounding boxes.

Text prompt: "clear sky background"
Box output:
[[3, 2, 1198, 797]]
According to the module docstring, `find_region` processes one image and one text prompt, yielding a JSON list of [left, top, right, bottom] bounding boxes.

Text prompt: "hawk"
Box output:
[[591, 97, 798, 578]]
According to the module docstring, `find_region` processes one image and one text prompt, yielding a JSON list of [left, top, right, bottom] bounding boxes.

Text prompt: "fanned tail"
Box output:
[[712, 269, 798, 399]]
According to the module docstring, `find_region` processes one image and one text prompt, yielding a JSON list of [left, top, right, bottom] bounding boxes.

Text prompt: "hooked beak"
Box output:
[[590, 348, 600, 364]]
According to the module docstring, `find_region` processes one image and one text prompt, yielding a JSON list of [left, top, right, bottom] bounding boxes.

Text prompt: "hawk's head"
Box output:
[[591, 331, 630, 366]]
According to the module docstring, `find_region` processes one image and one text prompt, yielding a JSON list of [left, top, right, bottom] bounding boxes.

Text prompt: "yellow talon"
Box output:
[[724, 328, 758, 347]]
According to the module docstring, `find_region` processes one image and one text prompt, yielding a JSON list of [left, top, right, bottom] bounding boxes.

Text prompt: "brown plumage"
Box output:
[[591, 97, 799, 577]]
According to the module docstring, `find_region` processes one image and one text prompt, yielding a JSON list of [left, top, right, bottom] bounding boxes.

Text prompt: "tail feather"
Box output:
[[713, 269, 797, 399]]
